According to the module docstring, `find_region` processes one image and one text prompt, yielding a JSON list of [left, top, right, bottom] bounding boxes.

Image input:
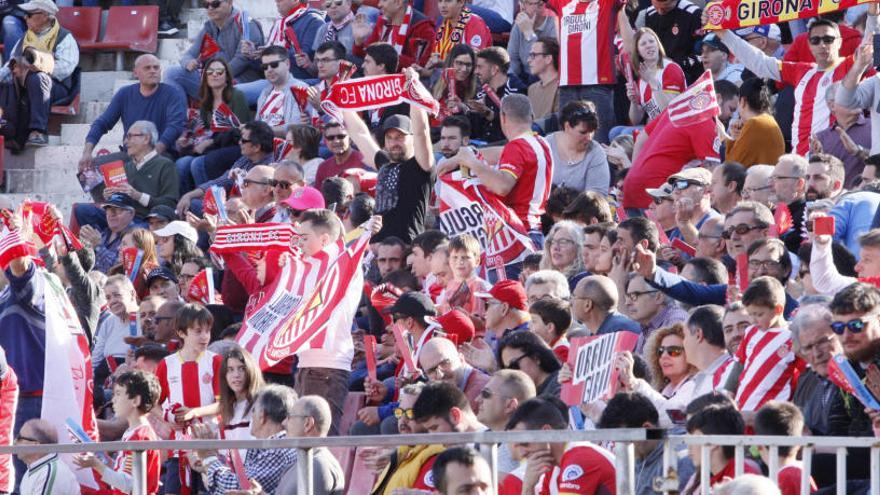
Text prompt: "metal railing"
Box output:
[[1, 430, 878, 494], [0, 429, 657, 495]]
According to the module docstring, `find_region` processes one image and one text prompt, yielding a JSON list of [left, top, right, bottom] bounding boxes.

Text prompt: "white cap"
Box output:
[[154, 220, 198, 244]]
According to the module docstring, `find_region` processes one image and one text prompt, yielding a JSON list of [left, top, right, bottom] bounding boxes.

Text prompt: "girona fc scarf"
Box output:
[[321, 74, 440, 122], [435, 172, 535, 273], [702, 0, 873, 30], [210, 223, 298, 254], [384, 5, 413, 54]]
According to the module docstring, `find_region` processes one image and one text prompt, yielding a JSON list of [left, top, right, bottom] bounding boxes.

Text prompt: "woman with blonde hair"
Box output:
[[539, 220, 585, 282], [615, 323, 697, 427]]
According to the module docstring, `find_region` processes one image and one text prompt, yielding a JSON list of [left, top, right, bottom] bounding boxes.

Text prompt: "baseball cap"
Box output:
[[146, 205, 177, 222], [19, 0, 58, 15], [146, 267, 178, 286], [696, 33, 730, 54], [668, 167, 713, 187], [281, 186, 325, 211], [475, 280, 528, 311], [426, 309, 475, 345], [382, 115, 412, 136], [646, 182, 674, 200], [733, 24, 781, 42], [388, 292, 437, 323], [102, 193, 136, 211], [154, 220, 199, 244]]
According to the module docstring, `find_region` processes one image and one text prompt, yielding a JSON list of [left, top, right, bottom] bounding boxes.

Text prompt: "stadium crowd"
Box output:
[[3, 0, 880, 492]]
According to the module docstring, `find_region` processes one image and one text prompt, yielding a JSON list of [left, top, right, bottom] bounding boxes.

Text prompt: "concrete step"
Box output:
[[158, 38, 190, 61], [81, 71, 132, 103], [32, 145, 86, 171], [61, 123, 124, 147], [5, 168, 86, 195]]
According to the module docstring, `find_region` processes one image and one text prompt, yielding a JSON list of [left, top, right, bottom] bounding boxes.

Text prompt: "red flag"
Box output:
[[774, 202, 794, 236], [667, 71, 720, 128], [121, 247, 144, 282], [273, 137, 293, 162], [736, 253, 749, 292], [211, 103, 241, 132], [22, 201, 57, 244], [199, 32, 221, 61], [364, 334, 378, 382], [290, 85, 310, 113], [187, 268, 216, 304]]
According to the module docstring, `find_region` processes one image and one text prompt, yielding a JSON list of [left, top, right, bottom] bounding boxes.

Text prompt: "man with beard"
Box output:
[[771, 154, 808, 253], [313, 120, 368, 188], [437, 115, 470, 161], [806, 153, 846, 201], [342, 68, 434, 243], [827, 283, 880, 479]]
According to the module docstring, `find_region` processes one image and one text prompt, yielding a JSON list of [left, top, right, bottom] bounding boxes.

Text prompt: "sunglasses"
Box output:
[[506, 353, 531, 370], [393, 407, 415, 419], [240, 138, 253, 144], [656, 345, 684, 357], [274, 179, 293, 189], [831, 315, 877, 335], [721, 223, 767, 240], [261, 60, 284, 71], [809, 35, 837, 45], [325, 0, 344, 6], [673, 179, 703, 191], [652, 197, 673, 205], [205, 68, 226, 76], [325, 134, 348, 141], [243, 178, 273, 187], [203, 0, 223, 8]]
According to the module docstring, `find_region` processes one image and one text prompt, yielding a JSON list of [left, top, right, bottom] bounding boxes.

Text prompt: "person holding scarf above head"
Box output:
[[351, 0, 436, 69]]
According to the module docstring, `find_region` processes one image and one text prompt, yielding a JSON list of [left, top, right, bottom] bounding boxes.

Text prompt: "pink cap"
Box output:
[[282, 186, 325, 211]]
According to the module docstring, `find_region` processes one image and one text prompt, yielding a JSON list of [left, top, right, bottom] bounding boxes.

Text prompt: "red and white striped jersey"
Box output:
[[549, 0, 620, 86], [734, 325, 804, 412], [780, 57, 854, 155], [156, 351, 222, 409], [538, 442, 616, 494], [638, 59, 686, 121], [103, 424, 161, 495], [497, 134, 554, 231]]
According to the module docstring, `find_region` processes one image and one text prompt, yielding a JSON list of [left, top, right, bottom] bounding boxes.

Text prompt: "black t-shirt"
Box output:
[[372, 151, 433, 243]]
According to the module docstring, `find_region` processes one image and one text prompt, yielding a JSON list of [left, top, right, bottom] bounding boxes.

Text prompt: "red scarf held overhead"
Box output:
[[320, 73, 440, 122], [210, 223, 298, 254]]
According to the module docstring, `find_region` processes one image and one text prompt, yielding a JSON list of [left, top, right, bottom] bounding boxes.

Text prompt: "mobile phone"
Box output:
[[873, 34, 880, 69]]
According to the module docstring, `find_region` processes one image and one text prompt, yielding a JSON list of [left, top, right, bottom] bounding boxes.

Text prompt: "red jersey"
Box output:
[[777, 463, 817, 495], [412, 454, 439, 491], [352, 7, 436, 69], [0, 366, 17, 493], [497, 133, 554, 231], [637, 59, 686, 121], [498, 464, 526, 495], [734, 325, 804, 412], [538, 442, 616, 495], [156, 350, 222, 409], [552, 337, 570, 364], [780, 56, 855, 155], [548, 0, 620, 86], [101, 423, 161, 495], [621, 111, 720, 209], [709, 459, 761, 487]]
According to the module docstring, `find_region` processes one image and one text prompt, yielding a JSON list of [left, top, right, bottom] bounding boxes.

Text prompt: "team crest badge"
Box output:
[[562, 465, 584, 481]]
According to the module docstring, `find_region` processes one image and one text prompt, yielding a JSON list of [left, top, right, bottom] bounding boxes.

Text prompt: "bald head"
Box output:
[[576, 275, 618, 312], [133, 55, 161, 87], [242, 165, 276, 209], [493, 369, 536, 401], [419, 337, 463, 384], [420, 337, 459, 366], [295, 395, 332, 437]]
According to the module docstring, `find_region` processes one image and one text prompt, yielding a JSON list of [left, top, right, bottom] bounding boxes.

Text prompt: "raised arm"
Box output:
[[407, 69, 435, 172], [715, 29, 782, 81], [342, 110, 381, 169]]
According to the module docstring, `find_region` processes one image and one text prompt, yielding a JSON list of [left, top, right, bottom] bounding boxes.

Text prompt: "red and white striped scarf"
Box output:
[[268, 3, 309, 46], [383, 5, 412, 54], [0, 230, 29, 271], [210, 223, 298, 254]]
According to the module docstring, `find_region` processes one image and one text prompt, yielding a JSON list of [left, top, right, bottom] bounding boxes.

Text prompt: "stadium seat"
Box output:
[[347, 447, 377, 495], [51, 92, 80, 116], [339, 391, 364, 436], [56, 7, 102, 50], [90, 6, 159, 70]]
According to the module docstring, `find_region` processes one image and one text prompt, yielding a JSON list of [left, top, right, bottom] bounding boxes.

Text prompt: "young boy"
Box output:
[[155, 303, 222, 494], [754, 401, 818, 495], [737, 276, 804, 412], [74, 370, 162, 494], [528, 298, 572, 362], [438, 235, 490, 316]]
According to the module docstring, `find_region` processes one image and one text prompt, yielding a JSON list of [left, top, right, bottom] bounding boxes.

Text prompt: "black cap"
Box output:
[[382, 115, 412, 136], [103, 193, 136, 211], [388, 292, 436, 322], [696, 33, 730, 55], [146, 205, 177, 222], [146, 267, 178, 285]]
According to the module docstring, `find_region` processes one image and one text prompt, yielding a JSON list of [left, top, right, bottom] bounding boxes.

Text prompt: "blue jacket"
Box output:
[[596, 312, 642, 335], [0, 264, 46, 394], [830, 190, 880, 259], [286, 9, 326, 80], [86, 83, 187, 150], [647, 268, 799, 318]]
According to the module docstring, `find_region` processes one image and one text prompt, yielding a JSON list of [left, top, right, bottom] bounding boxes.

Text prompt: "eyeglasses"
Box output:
[[261, 60, 284, 71], [721, 223, 767, 240], [506, 353, 531, 370], [325, 0, 345, 6], [203, 0, 223, 8], [809, 35, 837, 45], [315, 57, 338, 65], [548, 238, 576, 248], [831, 315, 878, 335], [393, 407, 415, 419], [205, 68, 226, 76], [424, 358, 452, 377], [747, 259, 780, 270], [652, 197, 673, 205], [325, 134, 348, 141], [770, 175, 802, 181], [673, 179, 704, 191], [243, 178, 273, 187], [656, 345, 684, 357], [125, 132, 147, 139], [626, 290, 658, 302], [273, 179, 293, 189], [799, 334, 835, 354], [527, 52, 549, 59], [743, 185, 772, 194]]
